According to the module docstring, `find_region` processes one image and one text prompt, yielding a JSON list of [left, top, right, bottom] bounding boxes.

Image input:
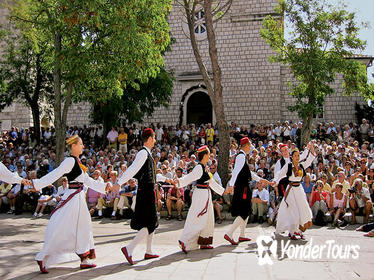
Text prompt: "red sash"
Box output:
[[50, 187, 83, 216]]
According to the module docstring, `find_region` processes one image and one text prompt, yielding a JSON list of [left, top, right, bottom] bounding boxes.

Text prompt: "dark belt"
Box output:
[[289, 182, 300, 187], [196, 184, 209, 189], [69, 182, 83, 189]]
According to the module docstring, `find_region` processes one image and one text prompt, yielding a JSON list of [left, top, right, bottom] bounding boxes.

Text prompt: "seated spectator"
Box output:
[[310, 180, 329, 222], [18, 171, 40, 212], [118, 178, 138, 215], [329, 183, 347, 227], [302, 174, 314, 202], [86, 170, 102, 215], [332, 171, 350, 194], [55, 176, 68, 202], [166, 182, 184, 221], [96, 170, 120, 219], [251, 180, 269, 224], [33, 184, 57, 218], [7, 183, 22, 214], [320, 173, 331, 193], [268, 183, 281, 225], [349, 178, 373, 224], [0, 181, 12, 212], [223, 172, 233, 211], [212, 190, 224, 224], [155, 183, 164, 212]]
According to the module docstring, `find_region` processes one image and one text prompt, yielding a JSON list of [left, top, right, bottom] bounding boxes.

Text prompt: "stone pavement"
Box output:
[[0, 214, 373, 280]]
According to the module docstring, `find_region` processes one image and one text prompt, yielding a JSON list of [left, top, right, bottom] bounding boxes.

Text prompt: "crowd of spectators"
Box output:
[[0, 119, 373, 228]]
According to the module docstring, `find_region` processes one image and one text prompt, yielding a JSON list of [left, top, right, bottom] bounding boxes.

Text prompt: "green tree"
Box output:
[[261, 0, 373, 146], [90, 68, 174, 134], [9, 0, 172, 163], [0, 30, 53, 144]]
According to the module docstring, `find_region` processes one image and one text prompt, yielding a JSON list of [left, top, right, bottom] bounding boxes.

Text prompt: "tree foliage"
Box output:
[[261, 0, 373, 146], [0, 29, 53, 143], [90, 68, 174, 132], [8, 0, 172, 163]]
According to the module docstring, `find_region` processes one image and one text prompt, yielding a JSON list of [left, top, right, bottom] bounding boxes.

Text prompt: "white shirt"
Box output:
[[229, 150, 262, 187], [178, 164, 224, 195], [32, 157, 106, 193], [0, 162, 23, 185], [252, 188, 270, 204], [118, 146, 168, 186]]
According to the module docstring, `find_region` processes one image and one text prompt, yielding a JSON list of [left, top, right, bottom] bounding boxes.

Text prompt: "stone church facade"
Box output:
[[0, 0, 372, 130]]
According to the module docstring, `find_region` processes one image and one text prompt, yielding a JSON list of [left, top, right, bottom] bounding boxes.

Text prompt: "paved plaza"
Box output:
[[0, 214, 373, 280]]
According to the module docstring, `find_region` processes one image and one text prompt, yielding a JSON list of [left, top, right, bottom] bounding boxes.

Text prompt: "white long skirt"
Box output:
[[35, 189, 95, 268], [275, 185, 312, 234], [179, 188, 215, 250]]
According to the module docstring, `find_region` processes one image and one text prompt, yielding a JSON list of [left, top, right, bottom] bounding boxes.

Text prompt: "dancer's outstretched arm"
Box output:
[[0, 162, 29, 185], [32, 158, 75, 191], [176, 164, 203, 188]]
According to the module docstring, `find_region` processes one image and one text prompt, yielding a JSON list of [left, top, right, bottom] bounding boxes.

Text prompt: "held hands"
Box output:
[[21, 179, 32, 186], [225, 186, 234, 195]]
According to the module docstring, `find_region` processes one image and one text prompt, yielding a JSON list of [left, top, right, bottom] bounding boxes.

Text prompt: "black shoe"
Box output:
[[252, 215, 258, 223], [95, 215, 103, 219], [258, 216, 264, 224], [165, 215, 172, 221]]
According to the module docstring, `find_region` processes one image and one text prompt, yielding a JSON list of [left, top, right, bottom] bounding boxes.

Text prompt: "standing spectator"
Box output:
[[359, 118, 370, 142], [107, 127, 118, 150], [43, 127, 52, 143], [205, 123, 215, 145], [155, 123, 163, 143], [118, 127, 128, 154]]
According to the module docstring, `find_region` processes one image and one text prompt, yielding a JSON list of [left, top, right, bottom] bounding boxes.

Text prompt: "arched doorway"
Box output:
[[187, 91, 212, 125]]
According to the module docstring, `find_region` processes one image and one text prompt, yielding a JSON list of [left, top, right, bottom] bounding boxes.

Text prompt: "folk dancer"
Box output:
[[118, 128, 173, 265], [176, 146, 225, 253], [273, 142, 316, 240], [31, 135, 110, 273], [224, 137, 274, 245]]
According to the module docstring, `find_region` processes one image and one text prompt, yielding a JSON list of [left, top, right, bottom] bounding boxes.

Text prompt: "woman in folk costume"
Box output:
[[224, 137, 274, 245], [176, 146, 225, 253], [0, 162, 30, 185], [31, 135, 109, 273], [273, 141, 316, 240], [118, 128, 173, 265]]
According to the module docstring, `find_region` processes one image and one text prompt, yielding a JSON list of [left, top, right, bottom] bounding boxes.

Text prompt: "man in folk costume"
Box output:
[[270, 143, 308, 224], [31, 135, 110, 273], [0, 162, 31, 186], [118, 128, 173, 265], [175, 146, 225, 253], [224, 137, 273, 245]]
